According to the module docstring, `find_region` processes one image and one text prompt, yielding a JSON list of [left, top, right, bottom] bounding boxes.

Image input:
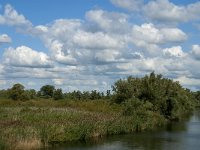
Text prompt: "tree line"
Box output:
[[0, 72, 199, 120], [0, 83, 112, 101]]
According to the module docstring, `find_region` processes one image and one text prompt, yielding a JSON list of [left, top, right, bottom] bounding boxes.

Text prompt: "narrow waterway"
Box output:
[[53, 109, 200, 150]]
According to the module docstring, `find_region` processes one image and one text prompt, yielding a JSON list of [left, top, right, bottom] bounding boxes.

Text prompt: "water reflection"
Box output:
[[51, 109, 200, 150]]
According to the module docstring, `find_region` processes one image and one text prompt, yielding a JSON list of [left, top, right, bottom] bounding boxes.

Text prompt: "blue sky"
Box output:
[[1, 0, 200, 91]]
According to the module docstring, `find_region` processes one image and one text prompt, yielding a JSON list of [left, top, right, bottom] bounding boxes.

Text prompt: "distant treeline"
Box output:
[[0, 72, 199, 119], [0, 84, 112, 101]]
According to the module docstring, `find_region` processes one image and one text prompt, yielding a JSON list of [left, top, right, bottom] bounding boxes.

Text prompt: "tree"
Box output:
[[194, 91, 200, 102], [112, 72, 195, 119], [40, 85, 55, 98], [53, 88, 63, 100], [8, 83, 25, 100], [106, 90, 111, 98], [0, 89, 9, 99], [76, 91, 82, 100], [26, 89, 37, 99], [112, 79, 133, 103], [82, 91, 90, 100], [90, 90, 101, 100]]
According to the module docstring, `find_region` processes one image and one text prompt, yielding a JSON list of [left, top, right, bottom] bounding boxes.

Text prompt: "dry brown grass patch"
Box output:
[[15, 138, 42, 150]]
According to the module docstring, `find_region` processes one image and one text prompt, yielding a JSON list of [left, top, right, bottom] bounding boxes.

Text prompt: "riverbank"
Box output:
[[53, 108, 200, 150], [0, 99, 166, 149]]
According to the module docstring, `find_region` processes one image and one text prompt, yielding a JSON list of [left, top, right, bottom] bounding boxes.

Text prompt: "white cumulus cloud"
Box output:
[[0, 34, 11, 44], [3, 46, 52, 68], [110, 0, 200, 24], [131, 23, 187, 45], [163, 46, 186, 57], [0, 4, 31, 27], [86, 9, 130, 33], [143, 0, 200, 23]]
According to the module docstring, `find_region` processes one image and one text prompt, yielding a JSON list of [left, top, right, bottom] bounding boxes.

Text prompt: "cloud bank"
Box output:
[[0, 1, 200, 91]]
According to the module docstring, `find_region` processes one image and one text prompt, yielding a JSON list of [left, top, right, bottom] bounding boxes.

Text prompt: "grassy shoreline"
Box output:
[[0, 99, 166, 149]]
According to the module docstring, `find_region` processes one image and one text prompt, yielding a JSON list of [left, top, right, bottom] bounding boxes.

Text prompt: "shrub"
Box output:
[[112, 72, 196, 120]]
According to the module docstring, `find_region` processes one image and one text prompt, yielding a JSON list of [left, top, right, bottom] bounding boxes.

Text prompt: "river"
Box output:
[[52, 109, 200, 150]]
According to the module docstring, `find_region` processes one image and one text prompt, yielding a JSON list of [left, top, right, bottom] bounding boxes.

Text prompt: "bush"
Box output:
[[112, 72, 196, 120], [53, 89, 63, 100], [40, 85, 55, 98], [122, 98, 153, 116], [8, 83, 29, 101]]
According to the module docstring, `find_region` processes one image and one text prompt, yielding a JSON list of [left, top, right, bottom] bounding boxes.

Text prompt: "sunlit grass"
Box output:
[[0, 99, 165, 149]]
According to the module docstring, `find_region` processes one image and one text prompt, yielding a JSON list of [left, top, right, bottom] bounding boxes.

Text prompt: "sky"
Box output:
[[1, 0, 200, 91]]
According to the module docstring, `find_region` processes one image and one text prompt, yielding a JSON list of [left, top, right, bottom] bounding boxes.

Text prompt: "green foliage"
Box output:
[[112, 79, 133, 103], [122, 98, 153, 116], [0, 101, 165, 149], [0, 138, 7, 150], [26, 89, 37, 99], [40, 85, 55, 98], [6, 84, 37, 101], [64, 90, 105, 100], [112, 72, 196, 120], [3, 83, 109, 101], [0, 90, 9, 99], [90, 90, 101, 100], [53, 89, 63, 100], [194, 91, 200, 103], [8, 83, 27, 101]]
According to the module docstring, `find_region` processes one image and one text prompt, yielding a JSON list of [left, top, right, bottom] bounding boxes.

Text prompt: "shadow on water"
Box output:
[[48, 109, 200, 150]]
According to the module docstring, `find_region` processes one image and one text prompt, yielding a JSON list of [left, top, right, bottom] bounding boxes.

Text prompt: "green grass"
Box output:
[[0, 99, 166, 149]]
